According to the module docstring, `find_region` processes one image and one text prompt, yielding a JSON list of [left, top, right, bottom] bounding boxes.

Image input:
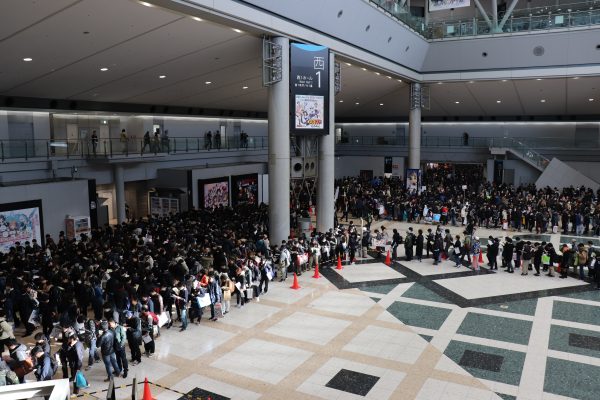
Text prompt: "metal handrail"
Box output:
[[0, 136, 268, 161]]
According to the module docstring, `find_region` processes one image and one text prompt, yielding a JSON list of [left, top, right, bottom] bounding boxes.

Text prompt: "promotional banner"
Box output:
[[0, 200, 44, 253], [232, 174, 259, 206], [199, 178, 230, 209], [429, 0, 470, 12], [406, 169, 421, 193], [290, 43, 329, 136]]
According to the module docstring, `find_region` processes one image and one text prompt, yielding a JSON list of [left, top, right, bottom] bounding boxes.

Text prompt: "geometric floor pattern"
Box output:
[[20, 222, 597, 400]]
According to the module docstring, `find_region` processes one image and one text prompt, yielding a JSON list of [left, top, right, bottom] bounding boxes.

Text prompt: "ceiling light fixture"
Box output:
[[502, 79, 507, 82], [589, 98, 595, 102], [437, 82, 443, 85], [205, 81, 212, 85], [540, 99, 546, 103], [387, 76, 392, 79], [139, 1, 153, 7], [355, 102, 360, 105], [496, 100, 502, 103], [159, 75, 166, 79], [468, 80, 474, 83], [339, 100, 344, 103], [23, 57, 33, 62], [455, 101, 460, 104], [100, 67, 108, 71], [232, 28, 242, 33], [536, 78, 543, 81], [242, 86, 248, 90], [192, 16, 203, 21], [345, 63, 352, 66], [361, 68, 367, 71], [375, 72, 380, 75], [379, 103, 384, 106], [573, 76, 580, 80], [397, 79, 402, 82]]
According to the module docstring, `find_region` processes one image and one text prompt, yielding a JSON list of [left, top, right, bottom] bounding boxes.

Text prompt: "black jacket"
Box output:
[[98, 330, 116, 356]]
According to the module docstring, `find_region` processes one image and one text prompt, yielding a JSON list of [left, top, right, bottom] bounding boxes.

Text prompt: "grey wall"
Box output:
[[0, 179, 90, 240], [486, 158, 541, 186], [536, 158, 600, 190], [335, 156, 386, 179]]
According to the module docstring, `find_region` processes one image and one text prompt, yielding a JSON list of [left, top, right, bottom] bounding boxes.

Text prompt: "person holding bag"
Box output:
[[66, 333, 86, 394], [207, 271, 222, 321]]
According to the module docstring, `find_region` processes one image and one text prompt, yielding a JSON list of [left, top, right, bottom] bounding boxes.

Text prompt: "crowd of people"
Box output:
[[2, 168, 600, 392]]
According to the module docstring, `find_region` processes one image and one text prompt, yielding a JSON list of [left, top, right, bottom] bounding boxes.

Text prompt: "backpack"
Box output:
[[148, 312, 159, 325]]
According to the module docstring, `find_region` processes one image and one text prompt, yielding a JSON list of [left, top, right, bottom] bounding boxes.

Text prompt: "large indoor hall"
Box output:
[[1, 1, 600, 400]]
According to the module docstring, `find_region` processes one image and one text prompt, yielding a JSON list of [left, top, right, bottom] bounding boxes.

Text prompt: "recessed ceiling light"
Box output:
[[379, 103, 384, 106], [455, 101, 460, 104], [397, 79, 402, 82], [339, 100, 344, 103], [23, 57, 33, 62], [437, 82, 443, 85], [205, 81, 212, 85], [192, 16, 203, 22], [100, 67, 108, 71], [158, 75, 166, 79], [573, 76, 580, 80], [496, 100, 502, 103], [387, 76, 392, 79], [502, 79, 507, 82], [375, 72, 380, 75], [139, 1, 153, 7], [242, 86, 248, 90], [540, 99, 546, 103], [232, 28, 242, 33], [468, 80, 474, 83], [536, 78, 543, 81], [589, 98, 595, 102], [345, 63, 352, 66], [361, 68, 367, 71], [355, 102, 360, 105]]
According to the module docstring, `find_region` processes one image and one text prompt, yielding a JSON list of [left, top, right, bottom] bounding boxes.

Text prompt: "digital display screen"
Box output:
[[295, 94, 324, 130], [232, 174, 258, 206], [201, 180, 229, 209]]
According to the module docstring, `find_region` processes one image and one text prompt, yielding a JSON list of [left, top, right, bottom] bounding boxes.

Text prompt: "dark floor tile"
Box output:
[[178, 387, 230, 400], [459, 349, 504, 372], [325, 369, 380, 396], [569, 333, 600, 352], [419, 334, 433, 342]]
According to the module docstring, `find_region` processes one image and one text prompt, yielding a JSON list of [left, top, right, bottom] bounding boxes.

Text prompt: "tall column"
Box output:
[[317, 51, 336, 233], [408, 82, 422, 170], [114, 164, 126, 224], [268, 36, 290, 244]]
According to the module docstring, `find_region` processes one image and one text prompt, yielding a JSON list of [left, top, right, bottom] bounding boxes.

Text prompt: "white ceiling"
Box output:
[[0, 0, 598, 118]]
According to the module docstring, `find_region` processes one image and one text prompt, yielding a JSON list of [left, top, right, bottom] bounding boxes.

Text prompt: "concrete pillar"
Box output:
[[268, 36, 290, 244], [408, 82, 422, 170], [114, 164, 126, 224], [317, 51, 336, 233]]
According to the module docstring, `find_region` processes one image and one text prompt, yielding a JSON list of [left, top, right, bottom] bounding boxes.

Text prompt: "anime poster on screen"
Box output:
[[199, 178, 229, 209], [405, 169, 421, 193], [0, 200, 44, 253], [295, 94, 324, 130], [232, 174, 258, 206]]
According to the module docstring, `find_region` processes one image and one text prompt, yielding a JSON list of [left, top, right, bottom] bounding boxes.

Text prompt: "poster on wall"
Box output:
[[429, 0, 470, 12], [290, 42, 329, 136], [199, 178, 230, 209], [406, 169, 421, 193], [0, 200, 44, 253], [231, 174, 259, 206]]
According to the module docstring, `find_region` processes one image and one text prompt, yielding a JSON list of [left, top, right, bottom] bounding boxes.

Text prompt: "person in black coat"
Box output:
[[415, 230, 424, 262], [503, 237, 515, 273], [391, 229, 402, 260], [32, 346, 54, 381], [487, 236, 499, 270], [97, 320, 121, 381]]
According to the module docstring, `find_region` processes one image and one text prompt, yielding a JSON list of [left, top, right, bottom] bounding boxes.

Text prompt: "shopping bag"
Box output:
[[214, 302, 224, 319], [198, 295, 211, 308], [157, 312, 169, 328], [142, 334, 152, 344], [541, 254, 550, 264], [75, 370, 89, 389], [28, 309, 41, 327], [245, 288, 254, 299]]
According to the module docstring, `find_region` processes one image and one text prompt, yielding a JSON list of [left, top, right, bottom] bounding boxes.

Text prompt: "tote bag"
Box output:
[[75, 371, 89, 389]]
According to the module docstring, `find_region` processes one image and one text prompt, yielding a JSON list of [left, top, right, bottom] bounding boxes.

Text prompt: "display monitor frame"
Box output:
[[0, 199, 44, 253]]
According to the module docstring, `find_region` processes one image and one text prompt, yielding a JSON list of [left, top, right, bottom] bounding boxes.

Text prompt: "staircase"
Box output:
[[489, 137, 549, 171]]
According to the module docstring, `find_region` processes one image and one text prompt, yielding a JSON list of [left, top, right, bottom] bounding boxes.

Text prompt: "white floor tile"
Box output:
[[308, 290, 376, 317], [266, 311, 352, 345], [333, 262, 404, 282]]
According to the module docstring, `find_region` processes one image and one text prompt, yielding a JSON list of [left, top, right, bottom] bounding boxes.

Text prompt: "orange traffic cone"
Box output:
[[142, 378, 154, 400], [336, 256, 343, 270], [479, 252, 484, 263], [290, 273, 301, 289], [312, 262, 320, 279], [385, 249, 391, 266]]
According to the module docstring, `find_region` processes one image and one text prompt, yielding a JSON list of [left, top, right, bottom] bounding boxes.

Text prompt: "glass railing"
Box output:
[[496, 137, 550, 170], [367, 0, 600, 39], [0, 136, 268, 161]]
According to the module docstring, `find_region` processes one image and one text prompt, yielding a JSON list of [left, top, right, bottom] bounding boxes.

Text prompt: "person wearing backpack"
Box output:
[[7, 339, 33, 383], [108, 319, 128, 379], [32, 346, 56, 382]]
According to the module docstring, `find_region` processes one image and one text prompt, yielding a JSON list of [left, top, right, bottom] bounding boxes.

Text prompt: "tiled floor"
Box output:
[[53, 220, 600, 400]]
